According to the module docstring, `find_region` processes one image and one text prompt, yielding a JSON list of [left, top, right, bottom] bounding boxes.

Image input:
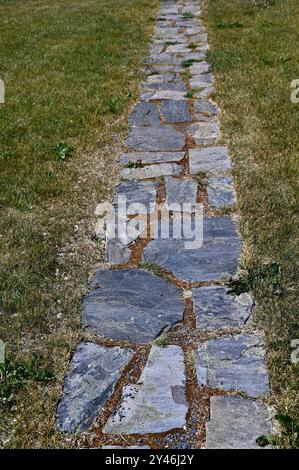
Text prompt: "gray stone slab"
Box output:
[[189, 147, 231, 175], [125, 125, 185, 151], [206, 396, 272, 449], [130, 102, 161, 127], [142, 78, 186, 92], [207, 176, 236, 209], [145, 53, 181, 66], [83, 269, 184, 343], [57, 343, 134, 433], [189, 122, 220, 145], [114, 180, 157, 214], [190, 73, 214, 90], [165, 176, 198, 210], [193, 99, 218, 117], [120, 151, 184, 166], [106, 239, 131, 265], [193, 286, 253, 329], [103, 346, 188, 434], [160, 100, 191, 123], [121, 162, 182, 180], [143, 217, 241, 282], [197, 334, 269, 397], [150, 90, 187, 101], [190, 62, 210, 74]]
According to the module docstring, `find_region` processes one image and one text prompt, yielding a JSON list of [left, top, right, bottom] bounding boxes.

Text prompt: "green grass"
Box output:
[[203, 0, 299, 448], [0, 0, 158, 448]]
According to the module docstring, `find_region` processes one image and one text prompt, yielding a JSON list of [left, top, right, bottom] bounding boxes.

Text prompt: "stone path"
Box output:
[[57, 0, 272, 449]]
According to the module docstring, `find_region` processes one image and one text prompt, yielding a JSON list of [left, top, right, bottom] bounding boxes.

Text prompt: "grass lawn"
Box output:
[[0, 0, 158, 448], [202, 0, 299, 448]]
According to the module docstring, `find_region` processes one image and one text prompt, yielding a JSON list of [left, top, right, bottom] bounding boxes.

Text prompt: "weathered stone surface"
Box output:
[[83, 269, 184, 343], [57, 343, 134, 433], [143, 217, 241, 282], [114, 180, 157, 214], [150, 90, 187, 101], [206, 396, 272, 449], [120, 151, 184, 166], [190, 73, 214, 90], [189, 122, 220, 145], [160, 100, 191, 123], [197, 334, 269, 397], [165, 176, 198, 210], [130, 102, 160, 127], [193, 99, 218, 117], [145, 53, 180, 65], [142, 78, 186, 92], [190, 62, 210, 74], [189, 146, 231, 175], [193, 286, 253, 329], [206, 176, 236, 208], [121, 162, 182, 180], [103, 346, 188, 434], [125, 125, 185, 151]]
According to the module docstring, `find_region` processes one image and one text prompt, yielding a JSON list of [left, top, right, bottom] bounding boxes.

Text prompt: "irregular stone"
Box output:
[[103, 346, 188, 434], [143, 217, 242, 282], [206, 176, 236, 208], [194, 86, 215, 98], [197, 334, 269, 397], [191, 33, 208, 42], [165, 176, 198, 210], [193, 286, 253, 329], [193, 99, 218, 117], [121, 162, 182, 180], [190, 62, 210, 74], [189, 122, 220, 145], [154, 27, 181, 39], [145, 53, 180, 65], [142, 79, 186, 92], [189, 147, 231, 175], [206, 396, 272, 449], [160, 100, 191, 123], [83, 269, 184, 343], [120, 151, 184, 165], [190, 73, 214, 89], [125, 125, 185, 151], [150, 90, 187, 101], [130, 102, 160, 127], [57, 343, 134, 433], [114, 180, 157, 214]]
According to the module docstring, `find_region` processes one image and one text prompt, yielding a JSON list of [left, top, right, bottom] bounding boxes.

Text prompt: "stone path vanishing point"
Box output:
[[57, 0, 273, 449]]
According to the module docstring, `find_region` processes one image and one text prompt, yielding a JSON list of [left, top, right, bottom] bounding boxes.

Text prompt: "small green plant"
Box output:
[[185, 89, 198, 99], [139, 261, 162, 276], [154, 335, 170, 348], [165, 40, 179, 46], [124, 159, 143, 169], [53, 143, 72, 161], [181, 58, 200, 68], [107, 93, 133, 114], [228, 261, 283, 295], [0, 358, 53, 408], [215, 21, 243, 29], [182, 12, 194, 19], [188, 42, 197, 50], [257, 414, 299, 449]]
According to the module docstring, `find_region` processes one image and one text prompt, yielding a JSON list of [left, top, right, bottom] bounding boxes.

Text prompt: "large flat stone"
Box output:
[[142, 79, 186, 92], [114, 180, 158, 214], [130, 102, 161, 127], [125, 125, 185, 151], [160, 100, 191, 123], [103, 346, 188, 434], [57, 343, 134, 433], [120, 151, 184, 166], [189, 122, 220, 145], [143, 217, 241, 282], [193, 99, 218, 118], [206, 176, 236, 208], [193, 286, 253, 329], [150, 90, 187, 101], [165, 176, 198, 210], [83, 269, 184, 343], [206, 396, 272, 449], [121, 162, 182, 180], [189, 146, 231, 175], [197, 334, 269, 397]]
